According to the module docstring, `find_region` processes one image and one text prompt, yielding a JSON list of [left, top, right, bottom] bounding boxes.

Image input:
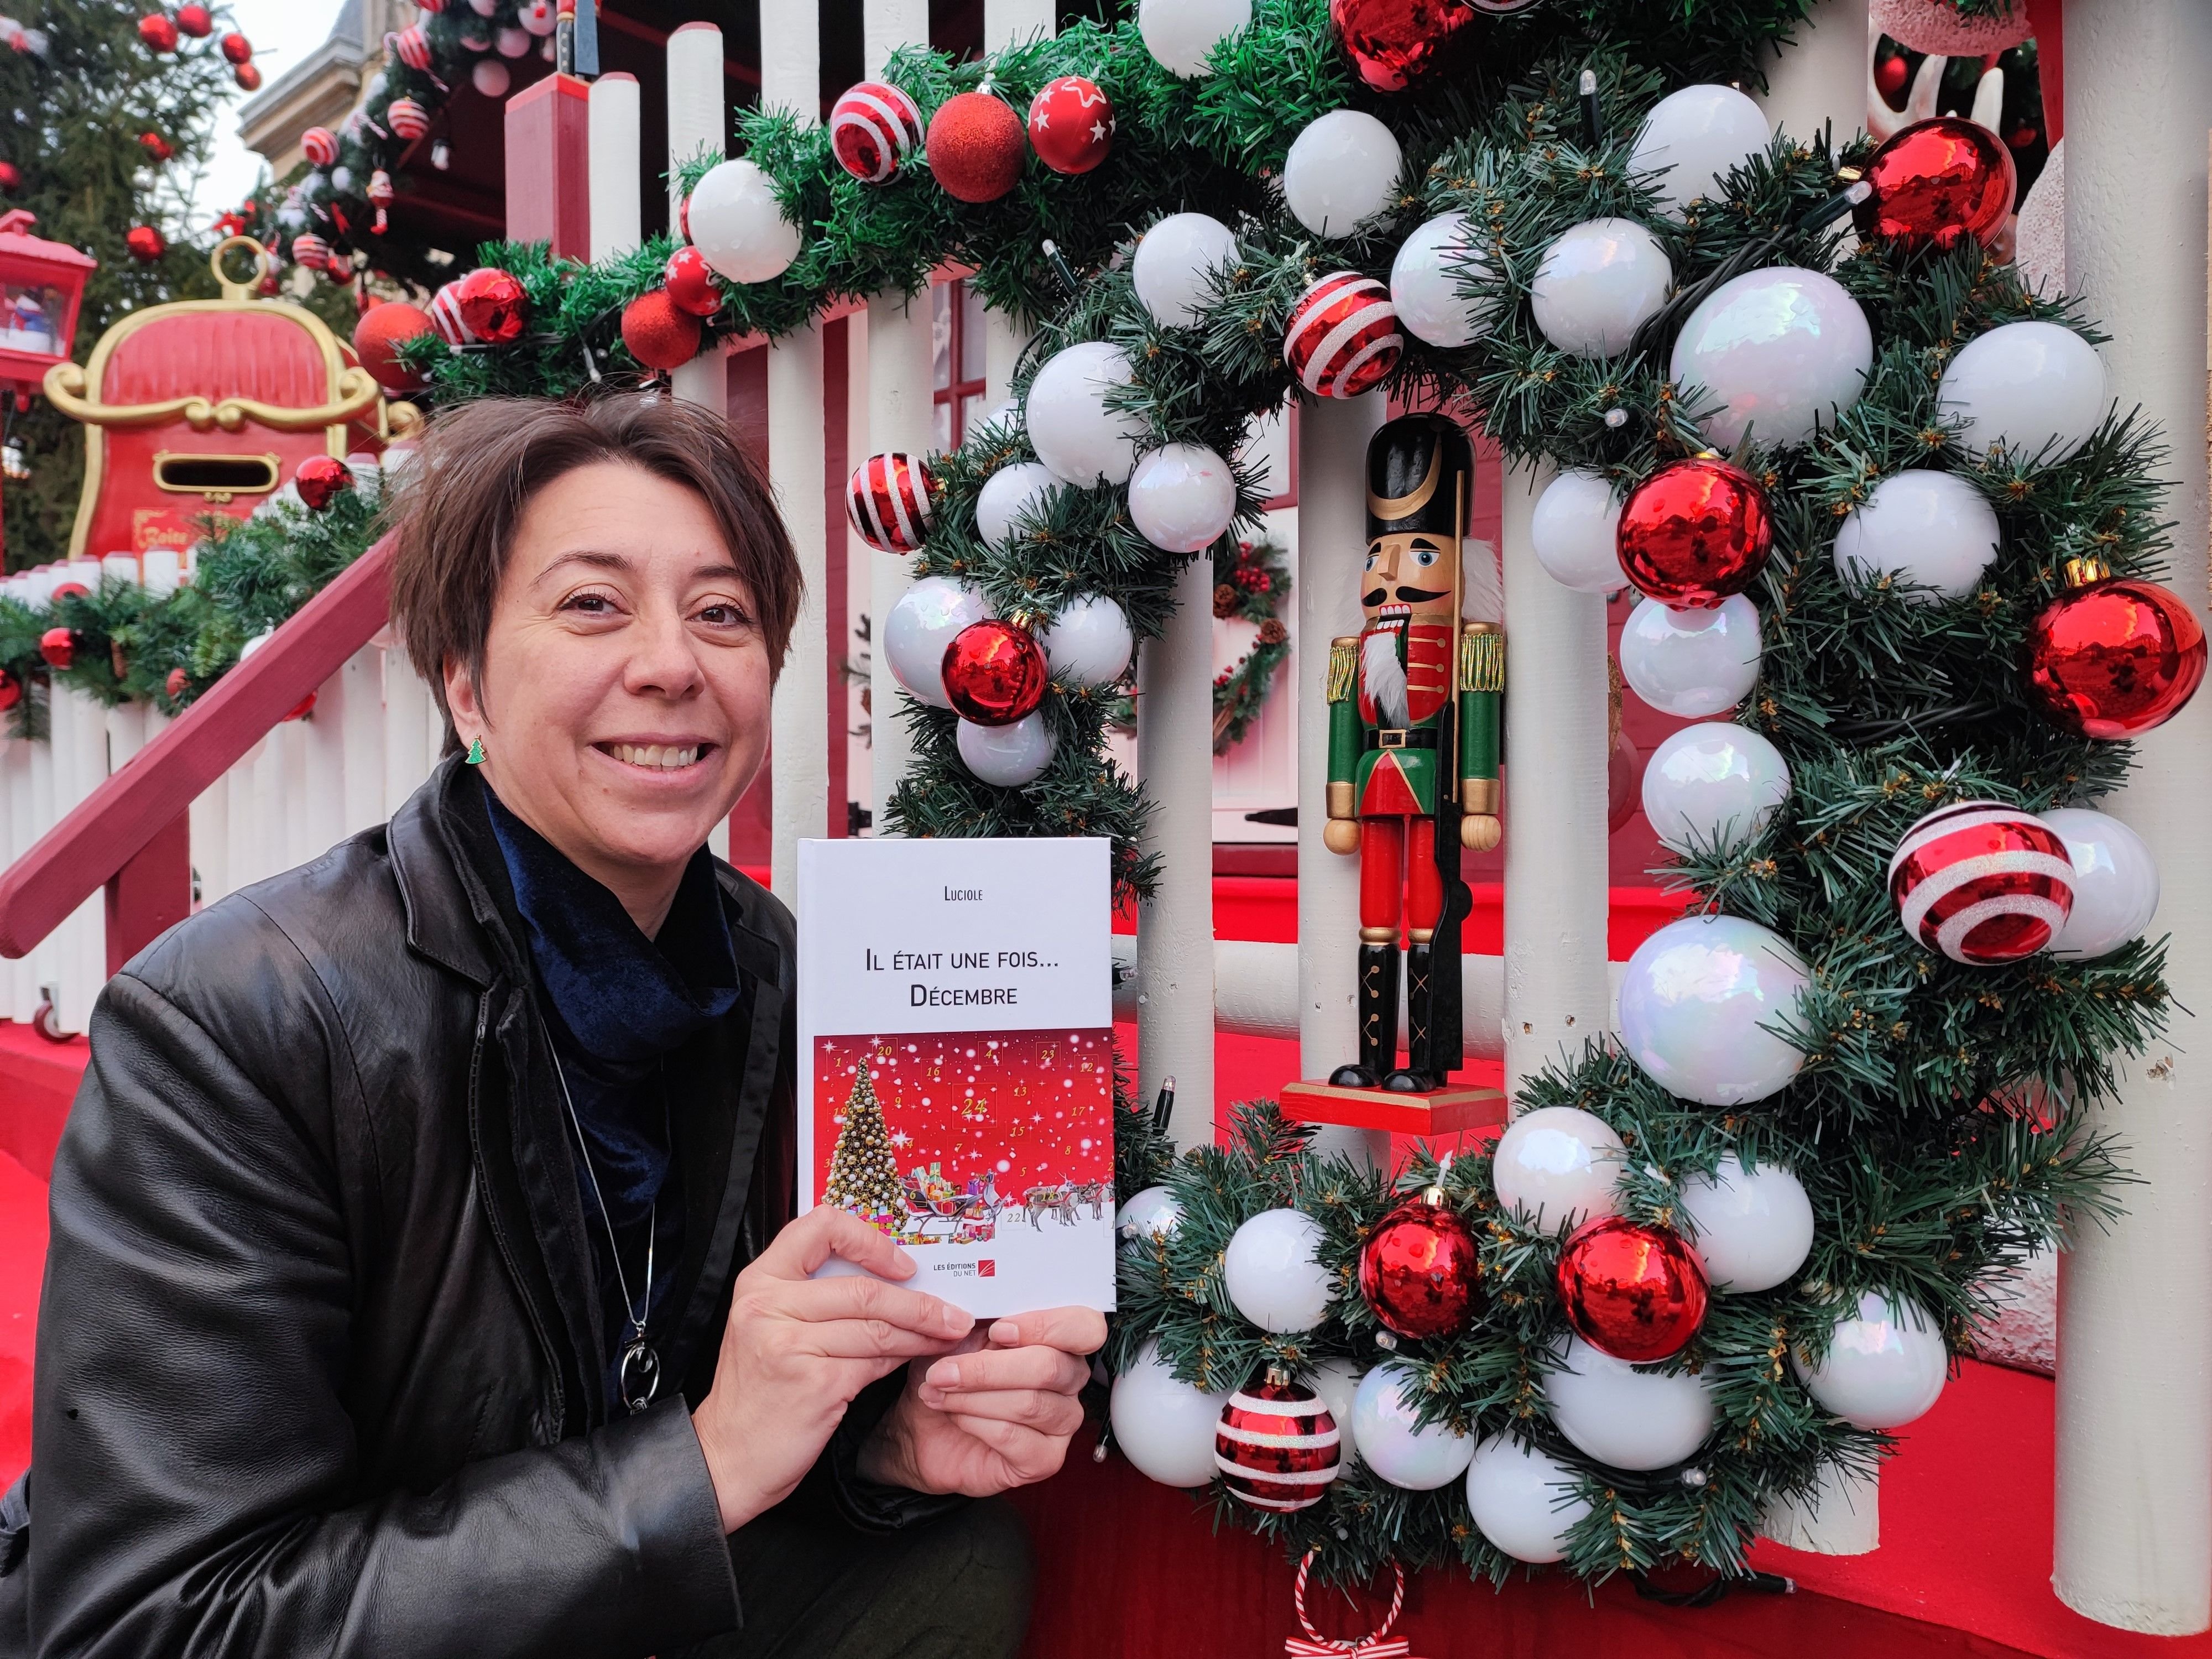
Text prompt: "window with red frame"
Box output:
[[931, 276, 988, 450]]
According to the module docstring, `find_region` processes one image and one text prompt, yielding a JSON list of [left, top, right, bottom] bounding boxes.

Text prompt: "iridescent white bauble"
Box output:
[[494, 25, 529, 56], [1640, 722, 1790, 854], [1282, 109, 1402, 238], [471, 56, 510, 96], [1670, 266, 1872, 448], [1490, 1105, 1624, 1232], [1138, 0, 1249, 76], [1529, 218, 1672, 359], [1133, 212, 1238, 328], [1833, 469, 2001, 601], [2041, 807, 2161, 960], [1464, 1437, 1592, 1563], [1222, 1207, 1332, 1333], [1111, 1339, 1233, 1486], [687, 158, 801, 284], [1617, 914, 1810, 1107], [1115, 1184, 1183, 1240], [1677, 1153, 1814, 1293], [1530, 469, 1625, 593], [1026, 341, 1145, 486], [1128, 442, 1237, 553], [956, 711, 1056, 786], [1618, 594, 1762, 717], [974, 461, 1060, 546], [884, 576, 992, 707], [1938, 320, 2108, 465], [1793, 1292, 1947, 1430], [1309, 1359, 1365, 1468], [1629, 84, 1772, 213], [1388, 212, 1493, 348], [1544, 1336, 1716, 1471], [1037, 592, 1134, 687], [1350, 1361, 1474, 1490]]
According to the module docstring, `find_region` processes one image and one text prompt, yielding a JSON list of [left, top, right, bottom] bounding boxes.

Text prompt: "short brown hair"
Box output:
[[387, 394, 802, 745]]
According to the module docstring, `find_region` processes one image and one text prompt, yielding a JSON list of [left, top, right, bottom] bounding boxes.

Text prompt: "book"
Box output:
[[796, 836, 1118, 1317]]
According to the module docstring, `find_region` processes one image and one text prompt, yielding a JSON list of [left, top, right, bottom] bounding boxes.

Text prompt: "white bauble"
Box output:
[[1793, 1292, 1948, 1430], [1678, 1154, 1814, 1293], [1128, 442, 1237, 553], [1543, 1337, 1716, 1471], [1309, 1359, 1365, 1468], [1282, 109, 1402, 238], [974, 461, 1060, 546], [2042, 807, 2161, 959], [1133, 213, 1238, 328], [1222, 1207, 1332, 1333], [884, 577, 992, 707], [1490, 1105, 1625, 1232], [1352, 1362, 1474, 1490], [1618, 594, 1761, 717], [956, 711, 1056, 786], [1530, 218, 1672, 359], [494, 25, 529, 56], [1464, 1437, 1592, 1563], [687, 158, 801, 284], [330, 165, 354, 194], [1938, 320, 2107, 464], [1670, 266, 1872, 448], [1115, 1184, 1183, 1241], [1389, 212, 1493, 348], [1640, 722, 1790, 854], [1833, 470, 2000, 601], [1112, 1340, 1233, 1486], [1038, 592, 1135, 687], [1530, 469, 1625, 593], [471, 56, 510, 96], [1629, 84, 1772, 213], [1026, 341, 1145, 486], [1138, 0, 1249, 76], [1617, 915, 1810, 1107]]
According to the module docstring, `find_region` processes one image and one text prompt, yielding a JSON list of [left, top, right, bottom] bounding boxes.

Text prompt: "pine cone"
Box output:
[[1257, 618, 1287, 646], [1213, 582, 1240, 618]]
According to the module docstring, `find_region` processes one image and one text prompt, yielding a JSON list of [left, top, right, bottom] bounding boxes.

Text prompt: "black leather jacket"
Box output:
[[6, 759, 933, 1659]]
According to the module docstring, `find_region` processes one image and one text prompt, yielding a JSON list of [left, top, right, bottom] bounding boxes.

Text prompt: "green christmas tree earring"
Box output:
[[466, 737, 485, 765]]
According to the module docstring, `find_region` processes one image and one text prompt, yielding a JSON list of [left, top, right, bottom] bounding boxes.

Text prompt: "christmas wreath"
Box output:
[[1211, 535, 1292, 755]]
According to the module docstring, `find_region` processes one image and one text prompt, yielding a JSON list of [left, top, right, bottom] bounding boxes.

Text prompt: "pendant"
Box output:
[[619, 1336, 661, 1415]]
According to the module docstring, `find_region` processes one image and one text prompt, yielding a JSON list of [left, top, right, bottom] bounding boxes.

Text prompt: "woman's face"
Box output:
[[445, 460, 773, 914]]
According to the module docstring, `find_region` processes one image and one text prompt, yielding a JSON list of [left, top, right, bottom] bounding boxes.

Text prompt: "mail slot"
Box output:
[[153, 451, 280, 499]]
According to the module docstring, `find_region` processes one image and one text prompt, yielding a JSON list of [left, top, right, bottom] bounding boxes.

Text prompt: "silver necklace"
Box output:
[[550, 1050, 662, 1416]]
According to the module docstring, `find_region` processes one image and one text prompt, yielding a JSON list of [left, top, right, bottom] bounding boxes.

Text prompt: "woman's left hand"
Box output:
[[858, 1307, 1105, 1497]]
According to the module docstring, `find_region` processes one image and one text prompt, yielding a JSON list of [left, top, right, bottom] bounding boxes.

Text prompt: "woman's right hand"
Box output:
[[691, 1206, 974, 1533]]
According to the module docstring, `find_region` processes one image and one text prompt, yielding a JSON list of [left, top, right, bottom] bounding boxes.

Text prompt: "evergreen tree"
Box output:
[[822, 1062, 906, 1220]]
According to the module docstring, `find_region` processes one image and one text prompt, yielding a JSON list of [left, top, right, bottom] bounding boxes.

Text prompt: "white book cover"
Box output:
[[796, 836, 1117, 1317]]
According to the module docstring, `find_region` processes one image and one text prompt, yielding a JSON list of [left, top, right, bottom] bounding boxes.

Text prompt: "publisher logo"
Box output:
[[978, 1260, 996, 1277]]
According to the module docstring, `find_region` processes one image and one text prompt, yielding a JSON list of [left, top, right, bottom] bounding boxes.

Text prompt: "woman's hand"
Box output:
[[691, 1207, 973, 1533], [855, 1307, 1107, 1498]]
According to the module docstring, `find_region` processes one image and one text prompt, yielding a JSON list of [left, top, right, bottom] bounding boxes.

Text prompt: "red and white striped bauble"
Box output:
[[1888, 800, 2075, 966], [1214, 1375, 1341, 1512], [388, 97, 431, 140], [847, 452, 936, 552], [290, 233, 331, 272], [830, 80, 924, 184], [1282, 272, 1402, 400], [301, 126, 339, 168], [389, 25, 431, 69]]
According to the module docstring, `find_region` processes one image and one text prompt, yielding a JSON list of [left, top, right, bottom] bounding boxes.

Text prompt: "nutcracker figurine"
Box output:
[[1316, 413, 1503, 1094]]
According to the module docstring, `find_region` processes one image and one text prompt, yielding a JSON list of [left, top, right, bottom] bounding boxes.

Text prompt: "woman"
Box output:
[[7, 395, 1100, 1658]]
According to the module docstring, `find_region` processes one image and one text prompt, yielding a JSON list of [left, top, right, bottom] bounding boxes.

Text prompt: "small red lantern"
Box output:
[[0, 211, 97, 400]]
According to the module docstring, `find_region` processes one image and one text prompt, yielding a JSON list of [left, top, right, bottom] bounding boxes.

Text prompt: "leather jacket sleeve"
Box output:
[[28, 950, 740, 1659]]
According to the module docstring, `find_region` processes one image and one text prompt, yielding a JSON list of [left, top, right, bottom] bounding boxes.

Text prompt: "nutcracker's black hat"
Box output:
[[1366, 413, 1474, 541]]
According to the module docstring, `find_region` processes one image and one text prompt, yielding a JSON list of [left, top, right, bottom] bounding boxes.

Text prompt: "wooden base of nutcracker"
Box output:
[[1279, 1079, 1505, 1138]]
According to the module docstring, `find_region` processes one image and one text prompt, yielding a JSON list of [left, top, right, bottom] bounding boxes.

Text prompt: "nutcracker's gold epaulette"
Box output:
[[1459, 621, 1504, 694], [1326, 635, 1359, 703]]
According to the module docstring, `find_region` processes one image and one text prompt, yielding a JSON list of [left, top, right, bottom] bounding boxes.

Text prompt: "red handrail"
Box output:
[[0, 534, 395, 961]]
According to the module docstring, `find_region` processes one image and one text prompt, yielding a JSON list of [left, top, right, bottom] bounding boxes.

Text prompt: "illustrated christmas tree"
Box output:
[[822, 1062, 905, 1222]]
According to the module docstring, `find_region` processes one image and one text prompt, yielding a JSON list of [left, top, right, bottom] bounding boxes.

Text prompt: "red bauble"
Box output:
[[1358, 1191, 1480, 1342], [621, 290, 702, 372], [174, 2, 211, 35], [1214, 1375, 1342, 1512], [830, 80, 924, 184], [1026, 76, 1113, 176], [163, 666, 189, 699], [1329, 0, 1473, 92], [1888, 800, 2074, 966], [301, 126, 340, 168], [284, 690, 317, 722], [294, 455, 353, 512], [388, 96, 432, 141], [290, 233, 331, 272], [847, 452, 936, 553], [2022, 570, 2206, 740], [1616, 457, 1773, 608], [232, 62, 260, 92], [1283, 272, 1401, 400], [219, 28, 251, 62], [38, 627, 77, 671], [137, 13, 178, 52], [430, 267, 528, 346], [926, 91, 1026, 205], [1556, 1215, 1709, 1364], [941, 620, 1047, 727], [1874, 51, 1908, 99], [138, 131, 173, 163], [1855, 117, 2017, 252], [662, 246, 723, 317], [124, 224, 166, 262], [0, 161, 22, 193], [0, 668, 18, 712]]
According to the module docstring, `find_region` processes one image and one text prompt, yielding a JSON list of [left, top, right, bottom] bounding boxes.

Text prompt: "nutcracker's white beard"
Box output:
[[1363, 628, 1408, 726]]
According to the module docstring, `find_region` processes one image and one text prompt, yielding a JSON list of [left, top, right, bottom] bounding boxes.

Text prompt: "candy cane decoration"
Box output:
[[1286, 1554, 1415, 1658]]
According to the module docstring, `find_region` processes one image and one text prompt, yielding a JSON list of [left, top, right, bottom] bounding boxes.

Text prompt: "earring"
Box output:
[[466, 737, 485, 765]]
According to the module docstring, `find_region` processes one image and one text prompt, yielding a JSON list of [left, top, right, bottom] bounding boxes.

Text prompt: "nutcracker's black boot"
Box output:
[[1386, 941, 1442, 1092], [1329, 942, 1399, 1089]]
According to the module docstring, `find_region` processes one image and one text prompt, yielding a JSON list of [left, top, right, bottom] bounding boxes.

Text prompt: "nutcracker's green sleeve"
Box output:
[[1326, 635, 1359, 819], [1458, 623, 1503, 815]]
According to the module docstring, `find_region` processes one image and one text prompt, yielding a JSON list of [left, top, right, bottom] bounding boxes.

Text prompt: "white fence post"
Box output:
[[588, 71, 643, 265], [668, 24, 729, 416], [982, 0, 1054, 404]]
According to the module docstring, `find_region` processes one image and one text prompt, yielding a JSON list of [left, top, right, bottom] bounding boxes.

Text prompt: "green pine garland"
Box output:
[[1209, 534, 1292, 755]]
